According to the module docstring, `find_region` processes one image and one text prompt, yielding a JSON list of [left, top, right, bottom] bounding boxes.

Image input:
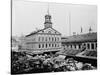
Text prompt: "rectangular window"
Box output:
[[55, 44, 56, 47], [55, 37, 56, 41], [58, 37, 59, 41], [70, 45, 72, 48], [91, 43, 94, 49], [74, 45, 76, 49], [58, 44, 59, 47], [49, 37, 50, 41], [46, 44, 47, 48], [87, 43, 90, 49], [49, 44, 51, 47], [79, 45, 81, 49]]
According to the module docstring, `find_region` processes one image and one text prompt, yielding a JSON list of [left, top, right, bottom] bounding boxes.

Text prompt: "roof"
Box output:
[[25, 28, 45, 37], [56, 49, 81, 56], [56, 49, 97, 59], [62, 32, 97, 43], [81, 51, 97, 57], [25, 27, 61, 37]]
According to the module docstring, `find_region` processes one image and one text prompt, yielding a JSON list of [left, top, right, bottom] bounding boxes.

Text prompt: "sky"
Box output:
[[12, 0, 97, 37]]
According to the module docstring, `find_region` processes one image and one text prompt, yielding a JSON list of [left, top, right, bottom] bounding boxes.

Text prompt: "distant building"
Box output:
[[11, 37, 19, 52], [62, 32, 97, 51], [61, 32, 97, 58], [22, 11, 62, 53]]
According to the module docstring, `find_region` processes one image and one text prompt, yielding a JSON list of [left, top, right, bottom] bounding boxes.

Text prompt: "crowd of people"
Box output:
[[11, 51, 96, 74]]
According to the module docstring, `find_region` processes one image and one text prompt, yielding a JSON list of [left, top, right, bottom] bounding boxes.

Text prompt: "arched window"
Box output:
[[46, 43, 47, 48], [83, 43, 86, 46], [39, 44, 41, 48], [79, 45, 81, 49], [55, 37, 56, 41], [70, 45, 72, 48], [49, 37, 50, 41], [74, 45, 76, 49], [55, 44, 56, 47], [49, 44, 51, 47], [87, 43, 90, 49], [91, 43, 94, 49]]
